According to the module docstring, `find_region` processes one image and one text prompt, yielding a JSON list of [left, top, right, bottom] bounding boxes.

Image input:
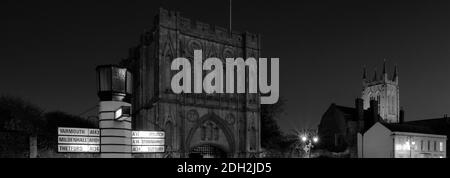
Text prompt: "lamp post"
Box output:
[[96, 65, 133, 102], [96, 65, 133, 158], [299, 133, 319, 158], [302, 136, 319, 158]]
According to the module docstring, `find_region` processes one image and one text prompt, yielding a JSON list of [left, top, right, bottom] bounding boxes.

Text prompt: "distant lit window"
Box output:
[[440, 142, 444, 152], [394, 137, 411, 151], [395, 144, 402, 151]]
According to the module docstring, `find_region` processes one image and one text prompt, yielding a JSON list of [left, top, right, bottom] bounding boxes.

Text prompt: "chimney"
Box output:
[[444, 114, 450, 125], [355, 98, 364, 120], [399, 108, 405, 123], [368, 99, 379, 127], [355, 98, 364, 132]]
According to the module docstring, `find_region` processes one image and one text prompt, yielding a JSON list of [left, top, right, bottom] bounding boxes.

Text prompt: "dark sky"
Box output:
[[2, 0, 450, 133]]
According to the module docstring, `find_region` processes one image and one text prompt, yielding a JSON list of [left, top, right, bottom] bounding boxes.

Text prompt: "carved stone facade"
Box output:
[[123, 8, 261, 158]]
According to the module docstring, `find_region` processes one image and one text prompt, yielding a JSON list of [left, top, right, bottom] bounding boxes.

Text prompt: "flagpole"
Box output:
[[229, 0, 232, 35]]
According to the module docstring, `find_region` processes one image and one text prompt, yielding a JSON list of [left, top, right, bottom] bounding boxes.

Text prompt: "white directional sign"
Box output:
[[131, 131, 165, 153], [58, 127, 100, 136], [58, 136, 100, 145], [132, 131, 165, 138], [57, 127, 100, 153], [58, 145, 100, 153], [57, 128, 165, 153], [132, 146, 165, 153], [132, 138, 165, 146]]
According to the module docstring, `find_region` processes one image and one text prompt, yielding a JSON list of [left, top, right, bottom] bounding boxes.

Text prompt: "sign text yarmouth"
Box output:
[[57, 127, 100, 153]]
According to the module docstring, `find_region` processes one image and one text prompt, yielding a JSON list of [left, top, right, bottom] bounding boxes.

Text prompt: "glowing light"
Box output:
[[114, 106, 131, 121], [403, 142, 410, 150], [115, 107, 122, 119], [313, 137, 319, 143], [301, 136, 307, 142], [395, 141, 412, 151]]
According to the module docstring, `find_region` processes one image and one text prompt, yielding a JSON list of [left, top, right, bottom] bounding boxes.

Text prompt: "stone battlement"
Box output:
[[157, 8, 260, 48]]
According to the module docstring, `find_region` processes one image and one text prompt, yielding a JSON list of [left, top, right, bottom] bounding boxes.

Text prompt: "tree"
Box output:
[[0, 95, 45, 157], [43, 111, 97, 131], [0, 95, 44, 134], [0, 95, 98, 155], [260, 98, 293, 153]]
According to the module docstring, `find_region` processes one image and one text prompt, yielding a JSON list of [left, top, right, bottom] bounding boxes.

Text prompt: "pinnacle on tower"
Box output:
[[393, 65, 398, 81], [382, 59, 388, 80]]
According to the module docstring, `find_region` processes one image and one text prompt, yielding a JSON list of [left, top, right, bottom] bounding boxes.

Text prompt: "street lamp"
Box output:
[[96, 65, 133, 102], [313, 137, 319, 143], [300, 135, 319, 158], [301, 136, 307, 142], [96, 65, 134, 158]]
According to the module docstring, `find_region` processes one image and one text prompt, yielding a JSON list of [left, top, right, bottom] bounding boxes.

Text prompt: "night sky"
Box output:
[[2, 0, 450, 133]]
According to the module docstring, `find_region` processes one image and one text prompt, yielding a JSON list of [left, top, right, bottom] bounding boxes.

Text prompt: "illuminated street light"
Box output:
[[313, 137, 319, 143], [301, 136, 307, 142], [295, 131, 319, 158]]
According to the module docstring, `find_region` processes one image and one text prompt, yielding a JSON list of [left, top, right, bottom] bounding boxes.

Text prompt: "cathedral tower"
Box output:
[[361, 60, 399, 123]]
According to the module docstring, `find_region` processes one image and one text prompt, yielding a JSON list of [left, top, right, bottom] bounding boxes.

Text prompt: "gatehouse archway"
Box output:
[[189, 144, 227, 158]]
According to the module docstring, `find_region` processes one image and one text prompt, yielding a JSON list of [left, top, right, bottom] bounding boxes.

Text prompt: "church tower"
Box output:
[[361, 60, 400, 123]]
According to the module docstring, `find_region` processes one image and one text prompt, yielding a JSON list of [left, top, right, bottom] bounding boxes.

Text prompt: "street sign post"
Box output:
[[57, 128, 165, 154], [57, 127, 100, 153], [131, 131, 165, 153]]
